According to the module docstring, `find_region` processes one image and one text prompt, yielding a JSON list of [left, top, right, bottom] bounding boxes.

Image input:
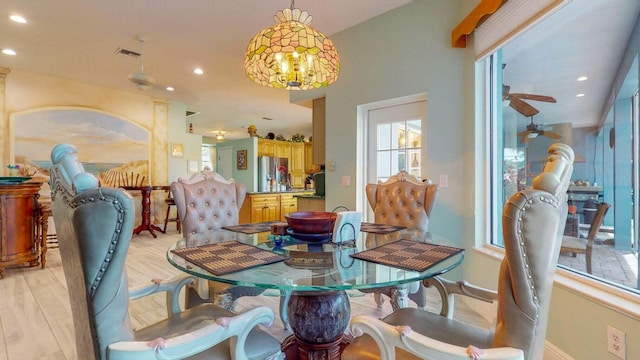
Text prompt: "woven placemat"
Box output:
[[359, 222, 406, 234], [222, 221, 277, 234], [171, 241, 288, 275], [350, 239, 463, 272]]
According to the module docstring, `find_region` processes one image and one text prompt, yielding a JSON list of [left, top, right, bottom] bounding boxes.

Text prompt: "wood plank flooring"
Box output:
[[0, 230, 491, 360]]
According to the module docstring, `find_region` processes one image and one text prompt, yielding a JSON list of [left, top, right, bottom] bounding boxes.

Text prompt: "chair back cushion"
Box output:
[[587, 202, 610, 243], [171, 171, 246, 234], [495, 143, 574, 360], [49, 144, 136, 360], [366, 171, 438, 231]]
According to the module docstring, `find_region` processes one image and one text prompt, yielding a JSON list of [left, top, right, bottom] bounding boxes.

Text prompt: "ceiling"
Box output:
[[0, 0, 411, 140], [502, 0, 640, 131], [1, 1, 638, 141]]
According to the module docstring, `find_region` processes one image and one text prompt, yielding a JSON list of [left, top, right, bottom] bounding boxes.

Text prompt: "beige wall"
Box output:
[[0, 68, 198, 223]]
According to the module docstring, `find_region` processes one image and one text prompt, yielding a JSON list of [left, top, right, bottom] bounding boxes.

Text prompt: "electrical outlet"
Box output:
[[607, 325, 626, 359], [439, 175, 448, 188]]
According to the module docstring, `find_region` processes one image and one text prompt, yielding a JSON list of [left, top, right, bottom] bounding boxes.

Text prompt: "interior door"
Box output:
[[217, 146, 233, 180]]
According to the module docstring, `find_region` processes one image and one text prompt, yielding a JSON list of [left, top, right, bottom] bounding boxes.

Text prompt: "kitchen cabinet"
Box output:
[[240, 194, 280, 223], [312, 97, 325, 165], [304, 142, 320, 174], [258, 139, 276, 157], [0, 182, 42, 279], [239, 192, 314, 224], [279, 194, 298, 220], [275, 141, 291, 159], [290, 143, 305, 188]]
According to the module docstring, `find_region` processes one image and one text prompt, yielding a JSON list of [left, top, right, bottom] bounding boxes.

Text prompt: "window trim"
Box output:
[[473, 245, 640, 320]]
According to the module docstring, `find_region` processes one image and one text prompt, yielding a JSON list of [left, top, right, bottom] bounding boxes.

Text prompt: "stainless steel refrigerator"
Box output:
[[258, 156, 289, 192]]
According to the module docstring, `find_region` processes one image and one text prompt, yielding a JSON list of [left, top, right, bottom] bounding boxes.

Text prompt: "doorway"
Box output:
[[359, 94, 427, 221]]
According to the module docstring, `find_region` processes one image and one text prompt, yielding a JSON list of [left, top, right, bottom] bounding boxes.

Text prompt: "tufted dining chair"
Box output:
[[360, 170, 439, 311], [343, 143, 574, 360], [170, 171, 266, 311], [49, 143, 284, 360]]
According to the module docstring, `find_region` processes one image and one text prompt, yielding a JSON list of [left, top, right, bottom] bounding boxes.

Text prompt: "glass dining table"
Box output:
[[167, 226, 464, 360]]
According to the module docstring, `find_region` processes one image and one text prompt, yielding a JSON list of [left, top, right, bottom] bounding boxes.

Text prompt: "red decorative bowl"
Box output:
[[285, 211, 337, 234]]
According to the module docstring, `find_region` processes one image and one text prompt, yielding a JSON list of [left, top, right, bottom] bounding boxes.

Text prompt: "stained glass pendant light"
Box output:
[[244, 0, 340, 90]]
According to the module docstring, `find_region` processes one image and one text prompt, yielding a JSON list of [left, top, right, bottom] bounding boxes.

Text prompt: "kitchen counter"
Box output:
[[294, 193, 325, 199], [247, 189, 314, 195]]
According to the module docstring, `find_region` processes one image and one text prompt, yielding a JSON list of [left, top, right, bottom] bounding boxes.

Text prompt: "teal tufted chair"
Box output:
[[343, 143, 574, 360], [49, 144, 284, 360]]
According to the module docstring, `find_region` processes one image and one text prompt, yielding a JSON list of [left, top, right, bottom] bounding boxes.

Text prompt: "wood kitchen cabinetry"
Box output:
[[290, 143, 305, 188], [239, 192, 313, 224], [304, 142, 320, 174], [0, 182, 43, 279], [240, 193, 280, 223], [279, 194, 298, 221], [258, 139, 276, 157], [258, 139, 309, 189]]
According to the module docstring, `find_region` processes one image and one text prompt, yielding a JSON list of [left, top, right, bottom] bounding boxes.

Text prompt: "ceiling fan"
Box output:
[[502, 64, 556, 117], [128, 36, 156, 90], [518, 116, 562, 143], [503, 84, 557, 117]]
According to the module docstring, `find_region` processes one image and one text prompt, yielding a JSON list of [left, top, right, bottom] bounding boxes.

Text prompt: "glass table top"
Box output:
[[166, 227, 464, 292]]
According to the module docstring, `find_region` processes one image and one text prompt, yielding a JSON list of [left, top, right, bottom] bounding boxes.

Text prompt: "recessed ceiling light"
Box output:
[[1, 49, 16, 56], [166, 86, 175, 91], [577, 76, 588, 81], [193, 68, 204, 75], [9, 15, 27, 23], [576, 93, 585, 97]]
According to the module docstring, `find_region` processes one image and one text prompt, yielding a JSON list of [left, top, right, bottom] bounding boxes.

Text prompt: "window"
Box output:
[[201, 145, 216, 171], [366, 99, 426, 184], [484, 49, 639, 294]]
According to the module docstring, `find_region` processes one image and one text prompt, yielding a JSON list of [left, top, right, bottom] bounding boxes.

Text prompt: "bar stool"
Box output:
[[163, 190, 181, 233]]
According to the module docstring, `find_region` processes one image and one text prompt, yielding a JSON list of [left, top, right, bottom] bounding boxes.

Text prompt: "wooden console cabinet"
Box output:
[[0, 182, 42, 278]]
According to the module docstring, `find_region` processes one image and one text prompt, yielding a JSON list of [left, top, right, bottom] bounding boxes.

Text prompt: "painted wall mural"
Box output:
[[11, 107, 150, 194]]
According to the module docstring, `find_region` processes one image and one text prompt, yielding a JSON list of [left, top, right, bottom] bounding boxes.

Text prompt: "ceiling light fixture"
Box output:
[[9, 15, 26, 23], [166, 86, 175, 91], [193, 68, 204, 75], [527, 132, 539, 139], [244, 0, 340, 90], [1, 49, 16, 56], [215, 131, 227, 141]]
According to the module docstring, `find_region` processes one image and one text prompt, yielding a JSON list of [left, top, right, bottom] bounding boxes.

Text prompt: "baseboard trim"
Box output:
[[544, 340, 574, 360]]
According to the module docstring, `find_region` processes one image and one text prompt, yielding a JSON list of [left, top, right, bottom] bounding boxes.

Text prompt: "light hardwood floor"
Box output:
[[0, 230, 491, 360]]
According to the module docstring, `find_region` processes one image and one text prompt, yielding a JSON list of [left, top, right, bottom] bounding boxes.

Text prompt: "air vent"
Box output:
[[261, 117, 273, 121], [115, 47, 141, 58], [186, 110, 200, 118]]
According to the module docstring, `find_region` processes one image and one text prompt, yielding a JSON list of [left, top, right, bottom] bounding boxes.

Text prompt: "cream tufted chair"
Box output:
[[360, 170, 439, 311], [171, 171, 266, 310], [343, 143, 574, 360], [49, 144, 284, 360]]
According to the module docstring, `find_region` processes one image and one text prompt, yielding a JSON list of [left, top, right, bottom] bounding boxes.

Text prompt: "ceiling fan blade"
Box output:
[[517, 129, 533, 137], [509, 97, 540, 117], [509, 93, 557, 103], [539, 130, 562, 139]]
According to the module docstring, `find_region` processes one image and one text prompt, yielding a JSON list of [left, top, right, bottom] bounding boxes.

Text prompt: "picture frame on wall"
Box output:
[[237, 150, 247, 170], [171, 143, 184, 158]]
